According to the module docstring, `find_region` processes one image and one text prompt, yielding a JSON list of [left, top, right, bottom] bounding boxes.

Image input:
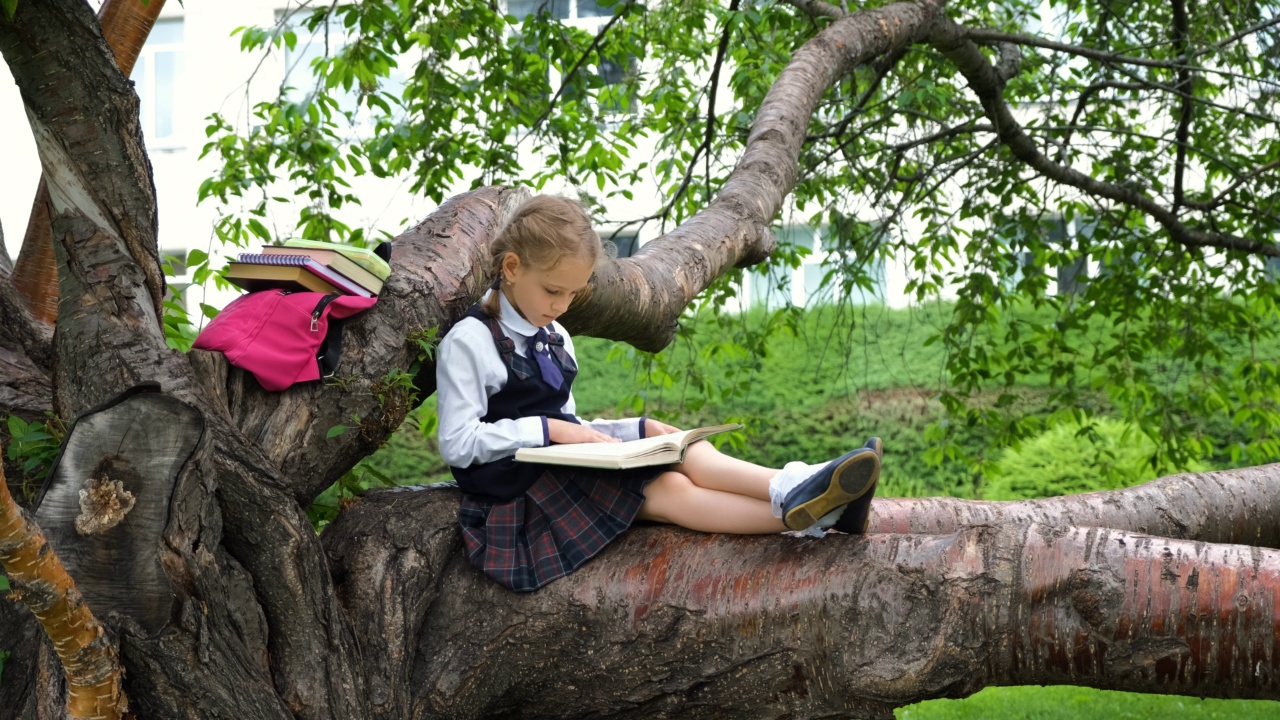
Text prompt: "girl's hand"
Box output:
[[643, 418, 682, 436], [547, 418, 620, 444]]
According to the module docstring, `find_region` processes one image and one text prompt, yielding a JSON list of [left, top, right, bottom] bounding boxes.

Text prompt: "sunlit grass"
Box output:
[[897, 686, 1279, 719]]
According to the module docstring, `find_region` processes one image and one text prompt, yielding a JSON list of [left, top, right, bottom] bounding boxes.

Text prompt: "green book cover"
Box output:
[[281, 238, 391, 280]]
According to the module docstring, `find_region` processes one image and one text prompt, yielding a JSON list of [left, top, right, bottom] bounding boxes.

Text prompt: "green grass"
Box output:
[[897, 686, 1279, 719]]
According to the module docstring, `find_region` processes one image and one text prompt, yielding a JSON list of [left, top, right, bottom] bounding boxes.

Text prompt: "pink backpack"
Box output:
[[193, 290, 378, 391]]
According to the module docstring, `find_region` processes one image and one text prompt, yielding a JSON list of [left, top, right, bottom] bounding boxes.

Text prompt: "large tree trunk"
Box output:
[[322, 471, 1280, 720], [1, 0, 1278, 718]]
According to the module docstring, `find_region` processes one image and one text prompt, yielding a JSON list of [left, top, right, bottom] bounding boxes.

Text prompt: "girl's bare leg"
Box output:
[[672, 440, 779, 501], [638, 471, 787, 534]]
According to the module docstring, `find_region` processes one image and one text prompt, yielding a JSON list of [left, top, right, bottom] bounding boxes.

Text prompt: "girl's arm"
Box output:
[[558, 330, 648, 441], [436, 321, 548, 467]]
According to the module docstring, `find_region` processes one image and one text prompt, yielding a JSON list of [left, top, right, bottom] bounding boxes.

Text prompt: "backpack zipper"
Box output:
[[311, 293, 340, 331]]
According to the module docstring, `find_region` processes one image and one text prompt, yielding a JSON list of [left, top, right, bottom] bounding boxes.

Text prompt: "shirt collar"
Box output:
[[492, 288, 543, 339]]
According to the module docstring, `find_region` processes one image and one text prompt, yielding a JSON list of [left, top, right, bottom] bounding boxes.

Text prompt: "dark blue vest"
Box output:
[[449, 305, 580, 501]]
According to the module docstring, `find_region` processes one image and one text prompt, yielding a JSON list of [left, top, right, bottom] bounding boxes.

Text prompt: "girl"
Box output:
[[436, 195, 880, 592]]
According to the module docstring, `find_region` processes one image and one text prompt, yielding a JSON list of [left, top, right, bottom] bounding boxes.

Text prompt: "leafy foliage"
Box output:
[[365, 302, 1276, 502], [984, 417, 1210, 500], [3, 414, 65, 501], [204, 0, 1280, 474]]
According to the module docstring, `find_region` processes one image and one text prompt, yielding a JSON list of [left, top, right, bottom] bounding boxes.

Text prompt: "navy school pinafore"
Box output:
[[451, 305, 661, 592]]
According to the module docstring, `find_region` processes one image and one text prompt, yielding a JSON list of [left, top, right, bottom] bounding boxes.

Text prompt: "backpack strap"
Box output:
[[312, 294, 344, 378]]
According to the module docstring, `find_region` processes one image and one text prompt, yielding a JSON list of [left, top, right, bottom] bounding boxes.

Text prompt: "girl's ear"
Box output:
[[501, 252, 522, 282]]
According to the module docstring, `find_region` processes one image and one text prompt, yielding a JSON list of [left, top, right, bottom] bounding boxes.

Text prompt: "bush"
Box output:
[[983, 418, 1209, 500]]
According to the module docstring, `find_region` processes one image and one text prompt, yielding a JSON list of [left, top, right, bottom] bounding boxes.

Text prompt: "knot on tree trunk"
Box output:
[[75, 461, 137, 535]]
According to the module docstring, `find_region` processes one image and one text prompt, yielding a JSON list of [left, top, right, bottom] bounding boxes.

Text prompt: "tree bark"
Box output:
[[323, 473, 1280, 720], [8, 0, 168, 327], [0, 444, 128, 720], [868, 464, 1280, 549], [562, 0, 950, 351]]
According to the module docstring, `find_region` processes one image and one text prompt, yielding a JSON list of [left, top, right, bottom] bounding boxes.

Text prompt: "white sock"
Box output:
[[768, 461, 823, 518], [771, 461, 848, 538], [806, 506, 847, 537]]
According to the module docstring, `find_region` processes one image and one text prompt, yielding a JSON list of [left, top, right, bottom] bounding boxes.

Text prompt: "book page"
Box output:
[[514, 423, 741, 466]]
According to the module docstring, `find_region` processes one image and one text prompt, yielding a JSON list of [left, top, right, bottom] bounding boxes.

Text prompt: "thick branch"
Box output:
[[9, 0, 166, 328], [0, 446, 128, 720], [326, 468, 1280, 719], [0, 0, 174, 416], [192, 187, 530, 504], [868, 463, 1280, 547], [562, 0, 950, 350]]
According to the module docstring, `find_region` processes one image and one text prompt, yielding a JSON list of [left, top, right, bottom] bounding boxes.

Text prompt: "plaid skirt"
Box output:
[[458, 465, 662, 592]]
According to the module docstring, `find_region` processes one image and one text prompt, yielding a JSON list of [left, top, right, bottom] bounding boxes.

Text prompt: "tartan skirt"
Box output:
[[458, 465, 662, 592]]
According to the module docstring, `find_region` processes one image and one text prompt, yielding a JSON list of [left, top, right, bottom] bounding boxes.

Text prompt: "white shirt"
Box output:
[[436, 290, 644, 469]]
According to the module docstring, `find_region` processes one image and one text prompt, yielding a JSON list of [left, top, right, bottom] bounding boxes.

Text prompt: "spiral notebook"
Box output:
[[229, 254, 375, 297]]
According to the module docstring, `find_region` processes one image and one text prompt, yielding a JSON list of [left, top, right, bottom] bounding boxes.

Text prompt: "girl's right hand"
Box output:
[[547, 418, 620, 445]]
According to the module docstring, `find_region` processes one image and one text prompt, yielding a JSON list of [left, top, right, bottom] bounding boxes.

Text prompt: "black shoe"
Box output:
[[781, 448, 880, 531], [832, 437, 882, 534]]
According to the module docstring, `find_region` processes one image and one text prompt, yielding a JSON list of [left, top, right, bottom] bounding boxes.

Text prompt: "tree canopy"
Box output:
[[199, 0, 1280, 472]]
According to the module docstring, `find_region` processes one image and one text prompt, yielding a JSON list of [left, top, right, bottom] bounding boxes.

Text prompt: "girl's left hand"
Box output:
[[644, 418, 682, 436]]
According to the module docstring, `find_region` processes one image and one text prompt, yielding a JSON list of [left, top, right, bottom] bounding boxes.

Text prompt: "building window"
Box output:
[[131, 19, 184, 147], [604, 230, 640, 258], [507, 0, 636, 117], [509, 0, 610, 21], [742, 224, 884, 310]]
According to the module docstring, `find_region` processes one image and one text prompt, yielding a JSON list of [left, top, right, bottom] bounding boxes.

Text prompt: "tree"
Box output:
[[0, 0, 1278, 719]]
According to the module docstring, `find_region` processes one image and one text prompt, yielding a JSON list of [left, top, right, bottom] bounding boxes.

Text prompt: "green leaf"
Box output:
[[326, 425, 349, 439], [1, 0, 17, 21]]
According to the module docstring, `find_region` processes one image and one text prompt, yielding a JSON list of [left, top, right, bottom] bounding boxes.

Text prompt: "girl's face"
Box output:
[[502, 252, 593, 327]]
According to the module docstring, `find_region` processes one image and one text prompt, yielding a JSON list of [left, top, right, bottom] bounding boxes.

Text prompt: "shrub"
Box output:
[[983, 418, 1209, 500]]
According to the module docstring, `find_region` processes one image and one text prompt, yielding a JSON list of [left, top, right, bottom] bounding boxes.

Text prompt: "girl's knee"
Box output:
[[674, 439, 722, 477], [639, 471, 695, 523]]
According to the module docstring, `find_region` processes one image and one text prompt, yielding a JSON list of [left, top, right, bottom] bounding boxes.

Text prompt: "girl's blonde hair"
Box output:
[[482, 195, 601, 318]]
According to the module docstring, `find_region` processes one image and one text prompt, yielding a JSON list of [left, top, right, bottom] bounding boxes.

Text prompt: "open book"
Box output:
[[514, 423, 742, 470]]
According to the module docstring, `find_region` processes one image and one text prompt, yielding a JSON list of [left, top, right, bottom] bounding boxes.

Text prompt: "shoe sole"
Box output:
[[783, 451, 880, 531]]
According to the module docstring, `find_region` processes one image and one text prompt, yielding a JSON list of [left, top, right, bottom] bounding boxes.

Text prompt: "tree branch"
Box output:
[[1170, 0, 1194, 211], [1056, 80, 1147, 162], [0, 447, 128, 720], [326, 463, 1280, 719], [1183, 158, 1280, 213], [561, 0, 952, 351], [966, 28, 1186, 69], [649, 0, 739, 229], [869, 463, 1280, 547], [782, 0, 845, 21], [927, 20, 1280, 258]]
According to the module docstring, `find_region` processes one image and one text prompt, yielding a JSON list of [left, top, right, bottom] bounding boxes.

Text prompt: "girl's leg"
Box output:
[[638, 471, 786, 534], [672, 440, 778, 501]]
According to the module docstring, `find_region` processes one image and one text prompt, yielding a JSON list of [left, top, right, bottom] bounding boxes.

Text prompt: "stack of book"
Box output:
[[224, 239, 391, 298]]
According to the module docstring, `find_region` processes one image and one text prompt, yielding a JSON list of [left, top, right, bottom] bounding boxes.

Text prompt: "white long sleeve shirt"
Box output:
[[436, 290, 644, 469]]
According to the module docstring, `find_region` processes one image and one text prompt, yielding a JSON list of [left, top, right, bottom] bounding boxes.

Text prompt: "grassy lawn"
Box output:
[[898, 686, 1279, 719]]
